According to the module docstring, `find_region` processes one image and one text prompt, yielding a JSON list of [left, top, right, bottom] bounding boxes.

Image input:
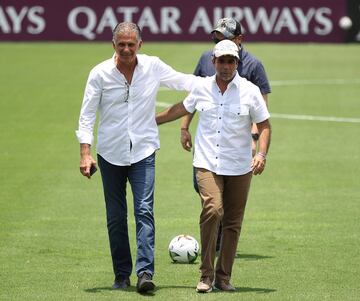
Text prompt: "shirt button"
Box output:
[[218, 131, 220, 133], [220, 104, 223, 106], [215, 157, 218, 159], [219, 117, 221, 119], [217, 144, 219, 147]]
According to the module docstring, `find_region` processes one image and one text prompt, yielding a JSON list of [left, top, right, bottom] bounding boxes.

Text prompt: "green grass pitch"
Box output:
[[0, 41, 359, 301]]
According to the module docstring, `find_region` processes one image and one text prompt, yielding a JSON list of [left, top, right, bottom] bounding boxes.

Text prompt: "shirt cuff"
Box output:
[[182, 100, 195, 114], [75, 129, 93, 145], [253, 112, 270, 124]]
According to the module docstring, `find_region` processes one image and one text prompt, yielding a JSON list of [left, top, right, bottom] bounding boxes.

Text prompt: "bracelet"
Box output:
[[257, 152, 267, 159], [181, 128, 189, 131]]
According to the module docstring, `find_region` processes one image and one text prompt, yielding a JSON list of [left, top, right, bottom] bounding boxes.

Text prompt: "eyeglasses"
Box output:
[[123, 82, 129, 103]]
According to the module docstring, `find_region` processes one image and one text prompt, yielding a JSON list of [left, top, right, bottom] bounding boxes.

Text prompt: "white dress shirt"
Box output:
[[183, 73, 270, 176], [76, 54, 195, 166]]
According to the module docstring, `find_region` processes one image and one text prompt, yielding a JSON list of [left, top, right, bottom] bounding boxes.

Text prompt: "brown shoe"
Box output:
[[214, 280, 235, 291], [196, 277, 213, 293]]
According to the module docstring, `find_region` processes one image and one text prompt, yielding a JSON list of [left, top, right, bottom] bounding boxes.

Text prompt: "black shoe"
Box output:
[[136, 272, 155, 293], [112, 276, 130, 289]]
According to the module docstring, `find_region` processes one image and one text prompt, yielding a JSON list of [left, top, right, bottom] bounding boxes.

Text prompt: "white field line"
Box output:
[[270, 78, 360, 86], [158, 78, 360, 91], [270, 113, 360, 123], [156, 102, 360, 123], [157, 78, 360, 123]]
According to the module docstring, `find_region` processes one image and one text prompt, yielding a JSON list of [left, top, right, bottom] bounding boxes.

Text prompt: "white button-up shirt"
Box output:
[[183, 73, 270, 176], [76, 54, 195, 165]]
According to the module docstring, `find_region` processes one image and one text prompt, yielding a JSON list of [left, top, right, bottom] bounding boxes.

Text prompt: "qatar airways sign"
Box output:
[[0, 0, 356, 42]]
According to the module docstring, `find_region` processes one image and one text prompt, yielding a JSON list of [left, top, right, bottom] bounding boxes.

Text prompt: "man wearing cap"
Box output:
[[180, 17, 271, 253], [156, 40, 271, 293], [181, 17, 271, 151]]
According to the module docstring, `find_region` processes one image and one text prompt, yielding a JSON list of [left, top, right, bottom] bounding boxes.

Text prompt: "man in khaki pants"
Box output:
[[156, 40, 271, 293]]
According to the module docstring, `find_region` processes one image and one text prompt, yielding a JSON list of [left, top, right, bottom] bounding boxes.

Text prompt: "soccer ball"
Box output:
[[168, 235, 199, 263], [339, 16, 352, 30]]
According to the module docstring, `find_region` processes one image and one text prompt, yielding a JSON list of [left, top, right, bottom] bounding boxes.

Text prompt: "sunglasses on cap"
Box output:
[[212, 34, 237, 44]]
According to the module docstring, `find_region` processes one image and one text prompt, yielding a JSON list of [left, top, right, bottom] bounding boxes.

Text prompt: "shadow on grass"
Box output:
[[156, 285, 276, 294], [232, 287, 276, 294], [85, 286, 140, 294], [235, 253, 274, 260], [85, 287, 119, 293], [84, 253, 274, 295], [84, 285, 276, 295]]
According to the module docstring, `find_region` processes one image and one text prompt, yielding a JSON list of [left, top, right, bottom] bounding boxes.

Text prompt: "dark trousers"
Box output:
[[97, 153, 156, 278]]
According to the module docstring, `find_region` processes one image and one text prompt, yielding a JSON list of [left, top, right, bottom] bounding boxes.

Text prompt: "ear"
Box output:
[[212, 57, 216, 65], [112, 40, 115, 50], [236, 35, 244, 46], [138, 40, 143, 50]]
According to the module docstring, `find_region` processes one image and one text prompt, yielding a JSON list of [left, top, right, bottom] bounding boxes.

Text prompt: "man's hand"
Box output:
[[180, 128, 192, 152], [251, 153, 266, 175], [79, 144, 97, 179]]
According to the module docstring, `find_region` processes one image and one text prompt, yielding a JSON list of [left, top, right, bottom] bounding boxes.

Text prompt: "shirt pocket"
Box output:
[[227, 104, 251, 130], [196, 102, 218, 127], [229, 104, 250, 117], [196, 102, 217, 113]]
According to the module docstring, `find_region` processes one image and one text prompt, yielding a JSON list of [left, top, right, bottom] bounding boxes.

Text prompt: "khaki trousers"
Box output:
[[196, 168, 252, 283]]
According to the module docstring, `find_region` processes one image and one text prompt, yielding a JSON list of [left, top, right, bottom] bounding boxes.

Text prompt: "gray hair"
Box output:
[[112, 22, 142, 42]]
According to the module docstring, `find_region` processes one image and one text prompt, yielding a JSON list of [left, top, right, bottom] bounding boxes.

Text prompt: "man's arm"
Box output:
[[156, 102, 189, 126], [179, 51, 208, 152], [251, 93, 269, 155], [251, 119, 271, 175], [76, 70, 101, 179], [180, 112, 195, 152]]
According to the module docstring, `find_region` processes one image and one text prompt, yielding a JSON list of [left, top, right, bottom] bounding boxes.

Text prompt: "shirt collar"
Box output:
[[232, 72, 241, 87], [212, 72, 241, 88], [135, 54, 144, 69]]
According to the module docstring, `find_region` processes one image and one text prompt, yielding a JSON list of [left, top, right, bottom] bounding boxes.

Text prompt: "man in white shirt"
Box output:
[[76, 22, 195, 293], [156, 40, 271, 293]]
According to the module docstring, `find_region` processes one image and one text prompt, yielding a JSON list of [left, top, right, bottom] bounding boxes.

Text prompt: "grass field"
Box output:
[[0, 41, 359, 301]]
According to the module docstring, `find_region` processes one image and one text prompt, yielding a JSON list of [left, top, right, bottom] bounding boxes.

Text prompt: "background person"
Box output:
[[76, 22, 195, 294], [156, 40, 271, 293], [181, 18, 271, 252]]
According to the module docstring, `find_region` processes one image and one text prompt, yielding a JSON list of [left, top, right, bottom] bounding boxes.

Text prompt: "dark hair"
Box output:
[[112, 22, 142, 42], [233, 20, 242, 36]]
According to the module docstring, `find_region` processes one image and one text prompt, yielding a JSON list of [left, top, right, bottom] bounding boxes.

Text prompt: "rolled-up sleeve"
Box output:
[[75, 69, 102, 145], [183, 93, 197, 114], [250, 86, 270, 123]]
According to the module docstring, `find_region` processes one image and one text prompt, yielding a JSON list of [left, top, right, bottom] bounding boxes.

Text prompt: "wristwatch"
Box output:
[[251, 133, 259, 141]]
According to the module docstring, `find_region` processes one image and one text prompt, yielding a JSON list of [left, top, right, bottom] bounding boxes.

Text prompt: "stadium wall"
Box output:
[[0, 0, 359, 43]]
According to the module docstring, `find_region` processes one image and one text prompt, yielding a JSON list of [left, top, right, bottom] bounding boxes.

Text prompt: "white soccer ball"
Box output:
[[339, 16, 352, 30], [168, 234, 199, 263]]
